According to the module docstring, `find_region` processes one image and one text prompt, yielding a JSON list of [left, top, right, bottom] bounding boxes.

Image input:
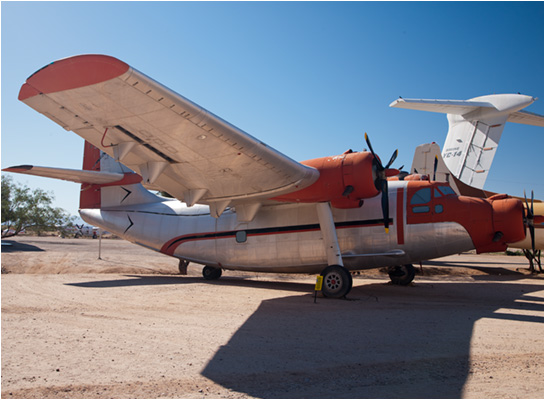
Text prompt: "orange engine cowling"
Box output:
[[273, 151, 379, 208], [488, 194, 526, 245]]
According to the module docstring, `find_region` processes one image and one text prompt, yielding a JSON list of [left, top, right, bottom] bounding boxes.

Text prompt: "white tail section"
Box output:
[[391, 94, 543, 189]]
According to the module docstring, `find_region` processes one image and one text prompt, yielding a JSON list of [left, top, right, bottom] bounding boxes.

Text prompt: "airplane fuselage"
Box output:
[[80, 180, 524, 274]]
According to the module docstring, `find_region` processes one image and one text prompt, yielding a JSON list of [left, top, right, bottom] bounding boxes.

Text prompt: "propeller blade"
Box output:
[[530, 190, 534, 218], [524, 190, 531, 217], [530, 223, 536, 253], [364, 132, 377, 160], [524, 190, 536, 252], [433, 155, 438, 181], [364, 132, 395, 233], [385, 149, 399, 169]]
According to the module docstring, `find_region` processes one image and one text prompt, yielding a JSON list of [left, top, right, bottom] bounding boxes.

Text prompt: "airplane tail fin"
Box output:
[[391, 94, 543, 189], [79, 141, 159, 209], [409, 142, 495, 198], [2, 141, 161, 210]]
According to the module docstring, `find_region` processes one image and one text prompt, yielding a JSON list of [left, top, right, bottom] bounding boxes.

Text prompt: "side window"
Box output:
[[410, 188, 431, 205], [235, 231, 247, 243], [435, 204, 444, 214], [413, 206, 430, 213]]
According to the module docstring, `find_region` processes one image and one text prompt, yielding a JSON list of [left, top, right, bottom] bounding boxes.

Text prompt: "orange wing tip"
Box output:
[[19, 54, 130, 101]]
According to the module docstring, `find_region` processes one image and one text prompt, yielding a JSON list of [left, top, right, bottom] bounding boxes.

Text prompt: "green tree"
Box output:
[[1, 175, 75, 238]]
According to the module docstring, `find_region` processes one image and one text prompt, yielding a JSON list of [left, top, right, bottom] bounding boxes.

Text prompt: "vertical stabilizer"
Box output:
[[391, 94, 542, 189], [80, 141, 161, 209]]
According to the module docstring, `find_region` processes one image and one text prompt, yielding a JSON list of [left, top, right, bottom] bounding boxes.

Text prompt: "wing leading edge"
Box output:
[[18, 55, 319, 218]]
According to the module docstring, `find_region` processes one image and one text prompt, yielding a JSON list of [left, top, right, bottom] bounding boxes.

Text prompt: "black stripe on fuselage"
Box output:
[[164, 217, 392, 251]]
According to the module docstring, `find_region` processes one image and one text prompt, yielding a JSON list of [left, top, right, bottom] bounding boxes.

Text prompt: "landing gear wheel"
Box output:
[[321, 265, 353, 298], [388, 264, 415, 285], [202, 266, 222, 280]]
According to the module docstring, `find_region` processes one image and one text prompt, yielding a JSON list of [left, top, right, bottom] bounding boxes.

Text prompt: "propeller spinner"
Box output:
[[364, 133, 398, 233]]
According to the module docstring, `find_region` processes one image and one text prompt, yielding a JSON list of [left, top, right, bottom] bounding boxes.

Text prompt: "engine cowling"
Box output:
[[273, 151, 379, 208]]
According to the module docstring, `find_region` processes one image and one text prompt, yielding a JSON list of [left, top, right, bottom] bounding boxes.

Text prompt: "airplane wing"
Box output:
[[391, 94, 543, 189], [18, 55, 319, 216]]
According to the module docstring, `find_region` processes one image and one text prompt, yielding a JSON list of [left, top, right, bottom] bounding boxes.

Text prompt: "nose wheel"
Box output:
[[321, 265, 353, 298]]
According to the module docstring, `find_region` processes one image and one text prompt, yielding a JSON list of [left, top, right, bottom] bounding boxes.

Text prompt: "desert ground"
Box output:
[[1, 236, 543, 399]]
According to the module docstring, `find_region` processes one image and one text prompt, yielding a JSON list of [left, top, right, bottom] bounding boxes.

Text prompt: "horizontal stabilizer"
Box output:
[[390, 94, 543, 126], [391, 93, 543, 189], [390, 98, 493, 115], [507, 110, 544, 127], [2, 165, 125, 184]]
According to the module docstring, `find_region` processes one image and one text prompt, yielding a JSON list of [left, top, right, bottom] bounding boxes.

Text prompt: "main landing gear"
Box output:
[[316, 202, 354, 299], [387, 264, 415, 286], [202, 265, 222, 280], [320, 265, 353, 298]]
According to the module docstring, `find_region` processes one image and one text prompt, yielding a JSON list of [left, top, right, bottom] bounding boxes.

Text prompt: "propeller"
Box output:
[[364, 133, 398, 233], [433, 155, 438, 181], [524, 190, 536, 252], [523, 190, 542, 272]]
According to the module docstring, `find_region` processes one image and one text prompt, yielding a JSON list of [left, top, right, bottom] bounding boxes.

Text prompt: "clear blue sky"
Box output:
[[2, 1, 543, 218]]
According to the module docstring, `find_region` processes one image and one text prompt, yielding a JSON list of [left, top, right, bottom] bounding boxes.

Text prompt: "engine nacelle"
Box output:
[[273, 151, 379, 208]]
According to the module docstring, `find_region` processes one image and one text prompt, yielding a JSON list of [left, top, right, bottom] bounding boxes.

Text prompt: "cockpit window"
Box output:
[[438, 186, 456, 196], [410, 188, 431, 205]]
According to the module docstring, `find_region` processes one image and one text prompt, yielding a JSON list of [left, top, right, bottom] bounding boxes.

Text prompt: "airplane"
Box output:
[[388, 96, 544, 271], [2, 54, 534, 298], [72, 223, 100, 238]]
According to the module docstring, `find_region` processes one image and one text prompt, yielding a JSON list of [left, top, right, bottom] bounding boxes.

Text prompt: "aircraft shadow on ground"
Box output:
[[0, 240, 44, 253], [199, 280, 543, 399], [64, 270, 543, 397], [65, 275, 315, 293]]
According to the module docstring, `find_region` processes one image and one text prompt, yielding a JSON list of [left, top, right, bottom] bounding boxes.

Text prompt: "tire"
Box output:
[[388, 264, 415, 286], [321, 265, 353, 298], [202, 266, 222, 280]]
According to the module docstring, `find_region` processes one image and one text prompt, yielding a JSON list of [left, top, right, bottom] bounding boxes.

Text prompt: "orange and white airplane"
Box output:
[[2, 55, 533, 298]]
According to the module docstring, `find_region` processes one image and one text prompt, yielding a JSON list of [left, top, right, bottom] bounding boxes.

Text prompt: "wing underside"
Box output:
[[18, 55, 319, 216]]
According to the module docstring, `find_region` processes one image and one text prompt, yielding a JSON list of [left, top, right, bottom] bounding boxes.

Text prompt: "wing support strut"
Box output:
[[316, 202, 343, 266]]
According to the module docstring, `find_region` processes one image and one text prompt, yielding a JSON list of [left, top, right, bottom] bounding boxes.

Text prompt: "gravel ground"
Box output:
[[1, 236, 543, 398]]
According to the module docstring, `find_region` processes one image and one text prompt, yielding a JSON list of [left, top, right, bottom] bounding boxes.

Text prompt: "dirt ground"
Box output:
[[1, 236, 543, 399]]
